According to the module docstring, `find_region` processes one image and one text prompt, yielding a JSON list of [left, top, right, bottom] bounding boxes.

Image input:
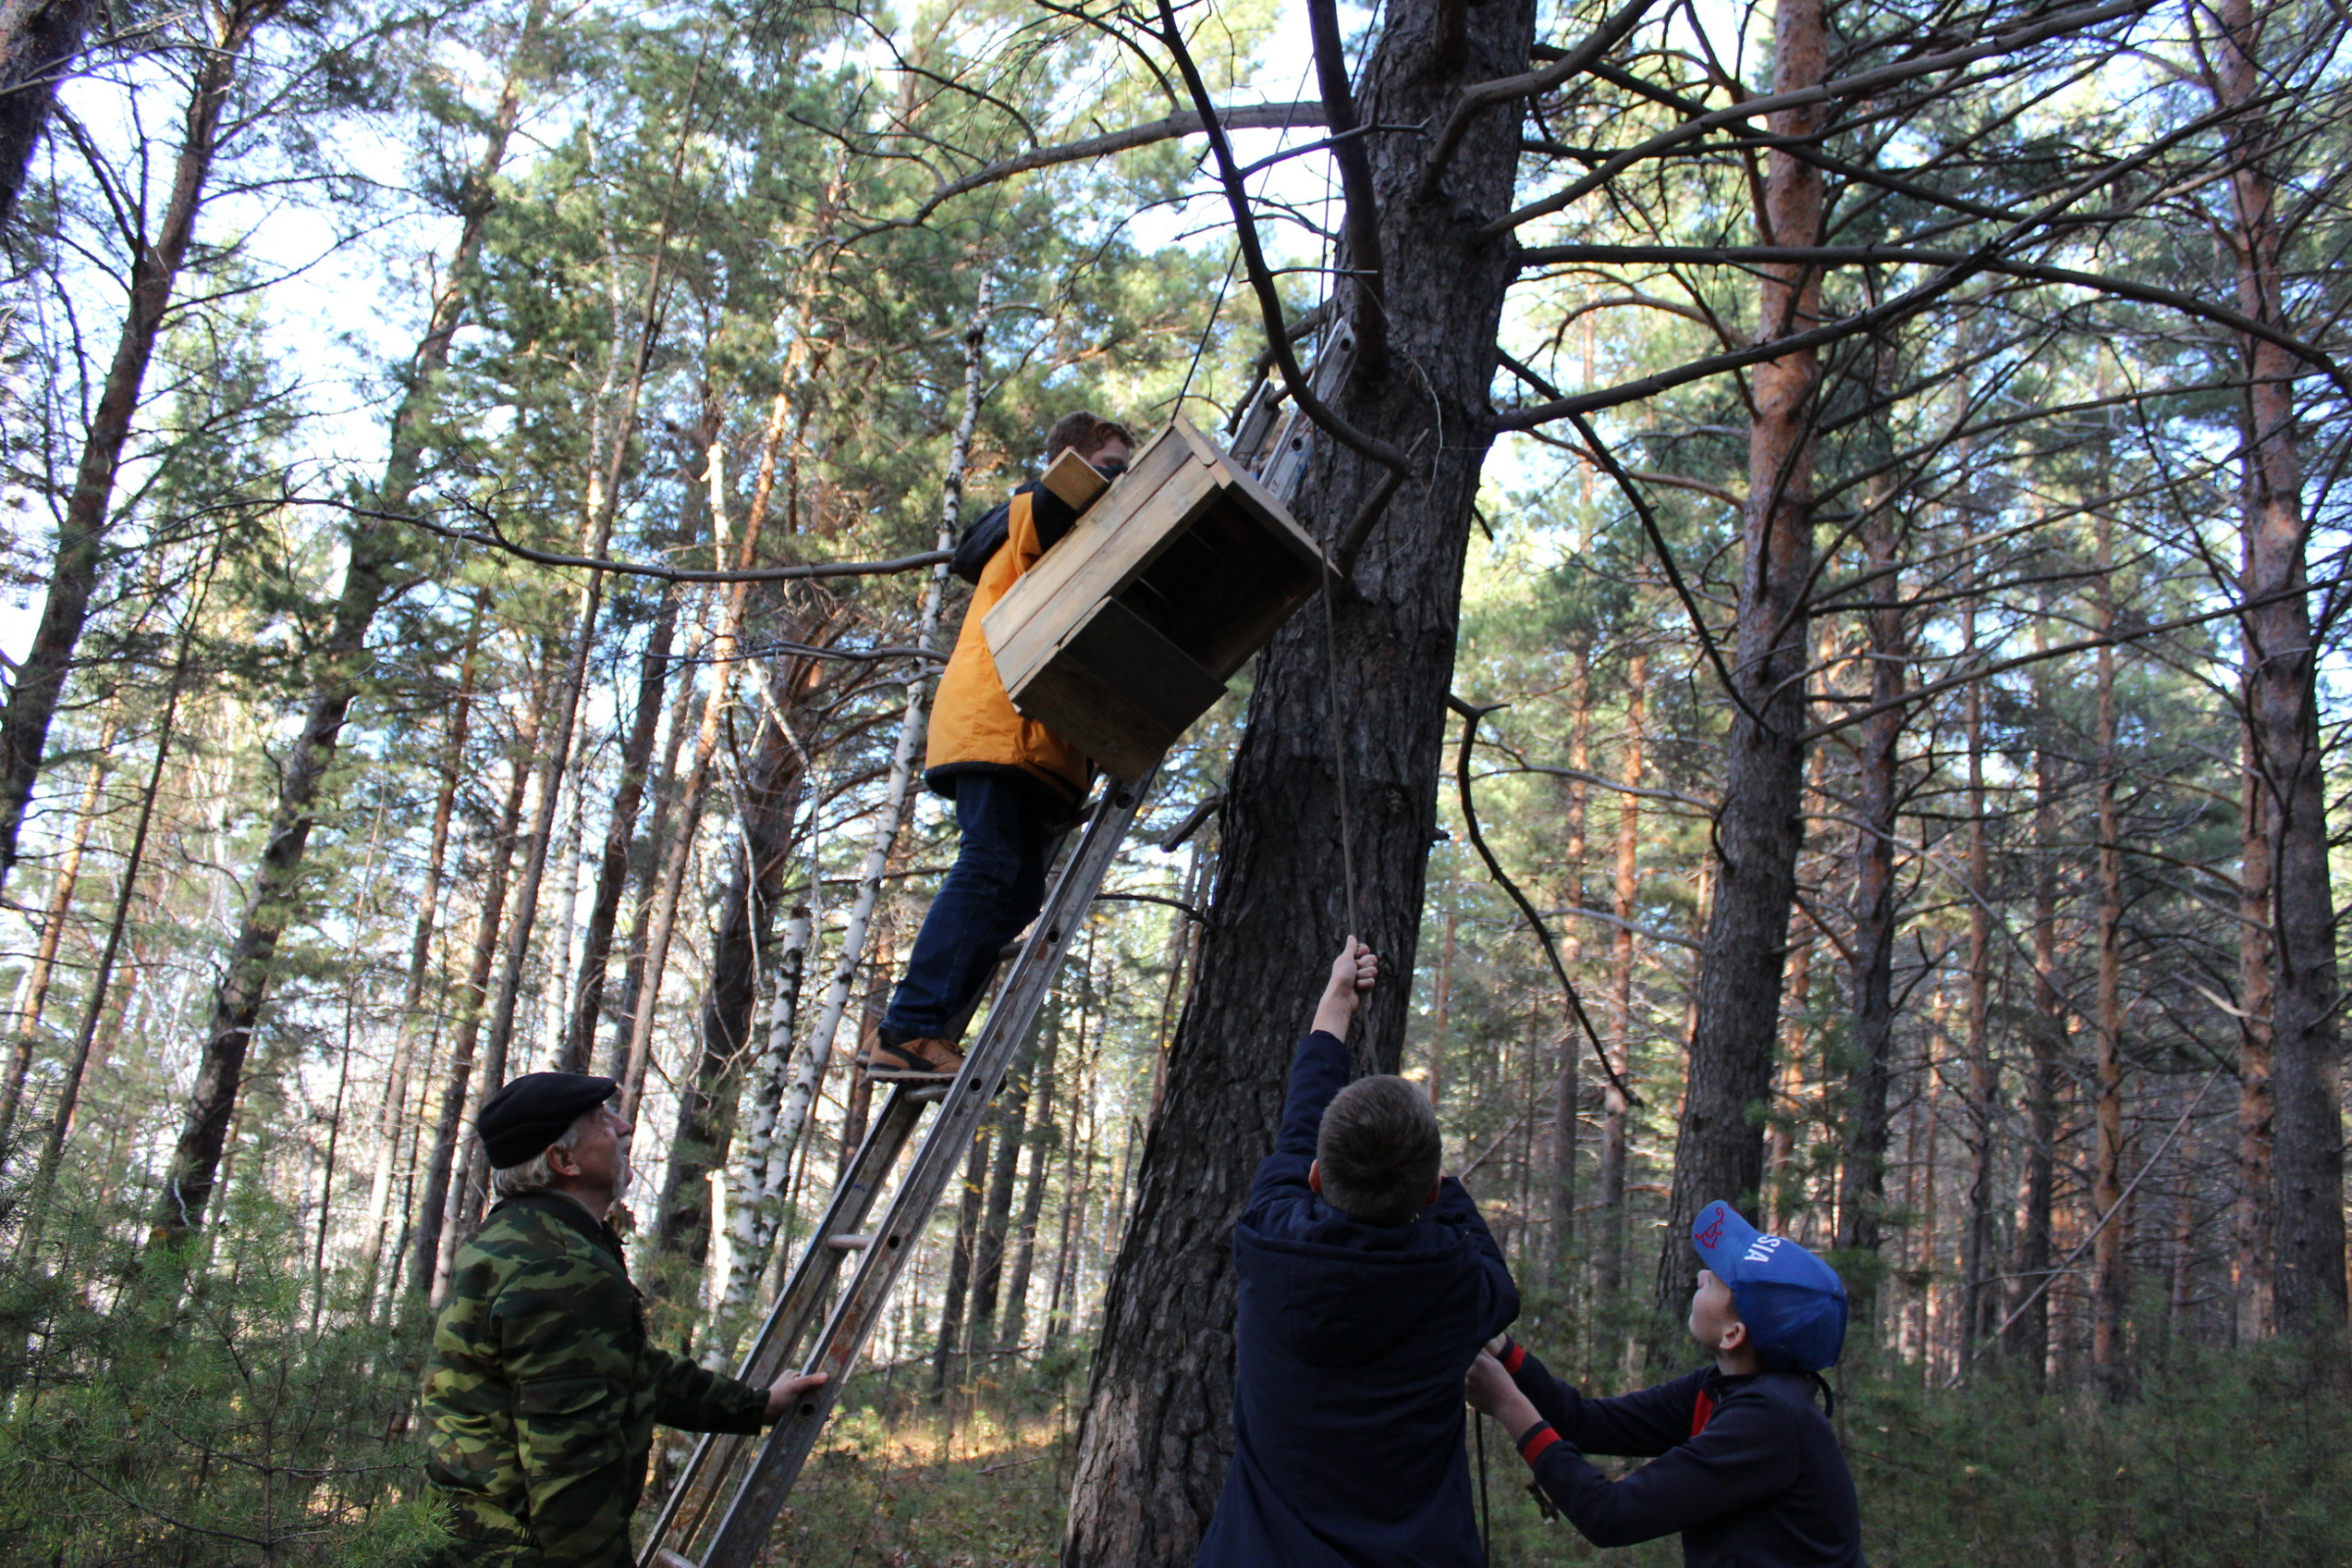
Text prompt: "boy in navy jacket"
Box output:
[[1196, 939, 1521, 1567], [1467, 1200, 1863, 1567]]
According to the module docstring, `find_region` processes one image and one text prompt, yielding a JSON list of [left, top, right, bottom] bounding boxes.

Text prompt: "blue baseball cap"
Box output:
[[1690, 1200, 1848, 1372]]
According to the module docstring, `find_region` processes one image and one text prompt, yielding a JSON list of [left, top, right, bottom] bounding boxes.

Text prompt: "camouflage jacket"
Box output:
[[422, 1192, 767, 1567]]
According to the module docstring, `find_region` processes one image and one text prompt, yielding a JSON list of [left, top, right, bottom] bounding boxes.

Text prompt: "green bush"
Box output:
[[0, 1178, 448, 1567]]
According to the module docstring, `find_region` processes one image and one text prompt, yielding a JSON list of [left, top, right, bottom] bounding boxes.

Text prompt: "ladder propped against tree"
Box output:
[[639, 320, 1355, 1568]]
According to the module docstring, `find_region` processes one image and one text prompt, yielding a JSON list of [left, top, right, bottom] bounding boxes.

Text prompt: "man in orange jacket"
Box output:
[[863, 411, 1134, 1082]]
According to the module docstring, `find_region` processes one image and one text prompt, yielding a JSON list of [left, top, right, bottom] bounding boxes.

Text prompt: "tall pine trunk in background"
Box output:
[[2216, 0, 2346, 1338], [1656, 0, 1824, 1322], [1063, 0, 1533, 1554], [2090, 510, 2129, 1373], [1595, 644, 1644, 1305], [1836, 496, 1905, 1298], [0, 0, 281, 901], [148, 8, 538, 1240]]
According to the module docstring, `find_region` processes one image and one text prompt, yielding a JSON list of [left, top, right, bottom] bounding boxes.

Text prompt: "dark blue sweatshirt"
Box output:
[[1502, 1343, 1864, 1567], [1195, 1030, 1520, 1568]]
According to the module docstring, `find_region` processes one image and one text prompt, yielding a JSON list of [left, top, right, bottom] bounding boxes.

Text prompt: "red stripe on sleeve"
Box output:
[[1517, 1422, 1560, 1465], [1502, 1341, 1527, 1375], [1690, 1389, 1715, 1438]]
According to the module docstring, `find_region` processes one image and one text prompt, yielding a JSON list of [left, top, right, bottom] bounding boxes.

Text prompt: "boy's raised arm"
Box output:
[[1251, 939, 1378, 1199]]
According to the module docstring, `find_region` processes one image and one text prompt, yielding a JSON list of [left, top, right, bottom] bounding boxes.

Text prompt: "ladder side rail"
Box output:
[[639, 1085, 934, 1565], [696, 769, 1157, 1568]]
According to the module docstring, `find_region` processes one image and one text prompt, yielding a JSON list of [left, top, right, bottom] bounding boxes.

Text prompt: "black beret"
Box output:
[[477, 1072, 617, 1169]]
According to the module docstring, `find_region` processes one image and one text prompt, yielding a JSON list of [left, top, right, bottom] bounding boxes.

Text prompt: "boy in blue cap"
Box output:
[[1195, 938, 1521, 1567], [1466, 1200, 1861, 1567]]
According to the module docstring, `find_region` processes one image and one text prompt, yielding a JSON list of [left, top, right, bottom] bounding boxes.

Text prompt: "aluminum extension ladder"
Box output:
[[640, 319, 1352, 1568]]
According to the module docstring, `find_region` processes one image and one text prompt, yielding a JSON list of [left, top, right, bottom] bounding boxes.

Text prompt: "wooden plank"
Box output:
[[982, 425, 1197, 674], [1042, 448, 1109, 511], [1008, 601, 1220, 779], [985, 444, 1216, 691]]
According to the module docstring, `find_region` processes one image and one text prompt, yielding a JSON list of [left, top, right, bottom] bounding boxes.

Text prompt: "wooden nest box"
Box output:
[[984, 416, 1330, 779]]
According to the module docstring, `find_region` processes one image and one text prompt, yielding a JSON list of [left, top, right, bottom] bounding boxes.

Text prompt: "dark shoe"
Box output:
[[865, 1036, 965, 1082]]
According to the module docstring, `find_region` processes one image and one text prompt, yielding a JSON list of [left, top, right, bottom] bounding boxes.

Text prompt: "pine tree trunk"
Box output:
[[999, 991, 1060, 1351], [0, 711, 115, 1150], [1656, 0, 1825, 1320], [2006, 660, 2061, 1377], [0, 0, 277, 898], [409, 693, 543, 1301], [362, 619, 479, 1305], [968, 1019, 1045, 1348], [0, 0, 95, 233], [1836, 511, 1904, 1279], [1062, 0, 1532, 1552], [1595, 648, 1644, 1303], [931, 1127, 992, 1394], [2235, 731, 2275, 1341], [2090, 514, 2128, 1373], [647, 683, 811, 1323], [1960, 581, 1999, 1350], [560, 583, 680, 1071], [147, 9, 537, 1240], [2217, 0, 2346, 1337]]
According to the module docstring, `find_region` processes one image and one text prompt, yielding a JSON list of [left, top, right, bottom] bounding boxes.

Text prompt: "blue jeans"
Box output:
[[881, 770, 1060, 1041]]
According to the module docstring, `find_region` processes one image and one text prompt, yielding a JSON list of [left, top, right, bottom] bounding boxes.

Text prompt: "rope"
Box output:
[[1320, 560, 1358, 941]]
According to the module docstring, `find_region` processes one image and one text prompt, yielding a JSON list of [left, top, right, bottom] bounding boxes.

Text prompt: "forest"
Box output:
[[0, 0, 2347, 1558]]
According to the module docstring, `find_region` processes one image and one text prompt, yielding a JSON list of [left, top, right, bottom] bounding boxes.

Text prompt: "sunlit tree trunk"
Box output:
[[2216, 0, 2345, 1338], [1595, 645, 1643, 1304], [150, 6, 538, 1239], [2235, 729, 2275, 1342], [0, 710, 115, 1151], [410, 687, 545, 1302], [1657, 0, 1825, 1320]]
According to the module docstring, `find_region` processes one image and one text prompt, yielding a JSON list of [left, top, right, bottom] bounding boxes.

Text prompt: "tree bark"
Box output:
[[647, 674, 812, 1323], [0, 711, 115, 1151], [1000, 992, 1061, 1351], [1061, 0, 1532, 1554], [1836, 507, 1904, 1285], [1960, 576, 1999, 1350], [2006, 645, 2061, 1377], [147, 7, 537, 1240], [931, 1126, 993, 1394], [2090, 513, 2129, 1373], [558, 583, 679, 1072], [2216, 0, 2346, 1338], [409, 690, 543, 1302], [0, 0, 95, 233], [2235, 728, 2275, 1342], [1656, 0, 1825, 1321], [0, 0, 279, 900], [1595, 645, 1644, 1304]]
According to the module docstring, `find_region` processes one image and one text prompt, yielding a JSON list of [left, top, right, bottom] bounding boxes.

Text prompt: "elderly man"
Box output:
[[422, 1071, 825, 1566]]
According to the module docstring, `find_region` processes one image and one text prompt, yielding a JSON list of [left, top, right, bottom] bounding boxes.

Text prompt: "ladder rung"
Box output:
[[825, 1234, 874, 1250]]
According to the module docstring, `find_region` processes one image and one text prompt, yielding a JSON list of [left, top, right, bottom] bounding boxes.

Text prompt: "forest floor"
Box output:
[[744, 1341, 2352, 1568]]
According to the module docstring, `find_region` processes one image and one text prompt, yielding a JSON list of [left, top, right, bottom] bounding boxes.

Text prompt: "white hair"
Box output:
[[490, 1106, 602, 1199]]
